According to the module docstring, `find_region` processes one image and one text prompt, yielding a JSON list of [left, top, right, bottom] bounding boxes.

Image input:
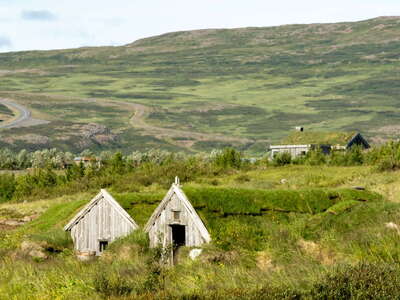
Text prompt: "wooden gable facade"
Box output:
[[144, 178, 211, 250], [64, 189, 139, 256]]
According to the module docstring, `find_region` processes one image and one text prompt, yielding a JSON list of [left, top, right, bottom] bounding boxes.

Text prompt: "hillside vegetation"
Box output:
[[0, 17, 399, 153], [2, 147, 400, 298]]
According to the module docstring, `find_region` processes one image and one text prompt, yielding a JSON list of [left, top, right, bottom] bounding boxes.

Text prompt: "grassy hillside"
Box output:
[[1, 164, 400, 299], [0, 17, 400, 153]]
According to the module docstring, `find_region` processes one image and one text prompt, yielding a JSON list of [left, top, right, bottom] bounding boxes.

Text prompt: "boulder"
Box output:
[[20, 241, 48, 260], [29, 249, 48, 259], [4, 220, 23, 226], [22, 216, 32, 222], [189, 248, 203, 260], [76, 251, 96, 261]]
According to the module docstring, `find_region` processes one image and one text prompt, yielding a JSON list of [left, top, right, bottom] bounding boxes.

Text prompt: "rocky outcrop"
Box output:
[[20, 241, 48, 260]]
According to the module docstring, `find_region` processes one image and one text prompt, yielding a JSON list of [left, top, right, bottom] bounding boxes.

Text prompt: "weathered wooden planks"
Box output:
[[65, 178, 211, 260], [64, 189, 139, 256], [145, 178, 211, 249]]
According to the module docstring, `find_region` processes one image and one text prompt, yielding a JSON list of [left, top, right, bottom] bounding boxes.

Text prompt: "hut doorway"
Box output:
[[171, 224, 186, 247], [170, 224, 186, 264], [99, 240, 109, 253]]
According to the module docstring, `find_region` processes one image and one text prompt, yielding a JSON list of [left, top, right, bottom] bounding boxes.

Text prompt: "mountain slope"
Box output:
[[0, 17, 399, 153]]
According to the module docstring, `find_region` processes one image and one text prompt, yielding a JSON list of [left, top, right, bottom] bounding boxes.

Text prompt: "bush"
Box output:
[[0, 173, 15, 203], [182, 285, 302, 300], [310, 263, 400, 299], [94, 271, 134, 297], [235, 174, 251, 183], [305, 148, 326, 165], [376, 157, 398, 172], [367, 141, 400, 172], [346, 146, 364, 165], [272, 152, 291, 166], [213, 148, 242, 169]]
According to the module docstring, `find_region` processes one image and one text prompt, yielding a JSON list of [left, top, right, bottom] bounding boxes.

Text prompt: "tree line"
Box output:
[[1, 141, 400, 204], [0, 148, 244, 203]]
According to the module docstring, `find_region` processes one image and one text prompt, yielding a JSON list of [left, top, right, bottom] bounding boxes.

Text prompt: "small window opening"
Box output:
[[173, 211, 180, 220], [99, 241, 108, 253], [301, 151, 306, 155]]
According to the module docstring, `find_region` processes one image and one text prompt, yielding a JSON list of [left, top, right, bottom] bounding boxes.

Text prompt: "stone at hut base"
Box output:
[[189, 248, 203, 260]]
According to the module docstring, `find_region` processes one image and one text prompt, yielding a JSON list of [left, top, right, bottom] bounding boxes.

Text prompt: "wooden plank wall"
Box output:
[[148, 193, 206, 248], [70, 196, 135, 255]]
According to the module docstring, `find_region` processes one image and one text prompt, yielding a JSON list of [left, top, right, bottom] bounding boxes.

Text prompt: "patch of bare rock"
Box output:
[[0, 214, 38, 229], [3, 134, 49, 145], [297, 239, 336, 265], [70, 123, 117, 148], [20, 241, 48, 260]]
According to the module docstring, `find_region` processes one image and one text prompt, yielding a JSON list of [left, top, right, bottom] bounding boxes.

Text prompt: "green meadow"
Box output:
[[2, 157, 400, 298]]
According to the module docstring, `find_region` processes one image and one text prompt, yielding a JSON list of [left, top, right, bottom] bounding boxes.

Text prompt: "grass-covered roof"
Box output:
[[111, 187, 380, 251], [281, 131, 357, 146], [112, 187, 381, 226]]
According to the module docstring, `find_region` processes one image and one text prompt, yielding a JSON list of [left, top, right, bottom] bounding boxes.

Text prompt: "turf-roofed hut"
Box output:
[[64, 189, 139, 257], [144, 177, 211, 262], [270, 130, 370, 158]]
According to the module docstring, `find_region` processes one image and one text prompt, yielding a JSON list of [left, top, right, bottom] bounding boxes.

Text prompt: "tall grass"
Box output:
[[1, 153, 400, 298]]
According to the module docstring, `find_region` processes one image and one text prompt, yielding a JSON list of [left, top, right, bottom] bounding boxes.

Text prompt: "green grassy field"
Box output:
[[2, 164, 400, 298], [0, 17, 399, 154]]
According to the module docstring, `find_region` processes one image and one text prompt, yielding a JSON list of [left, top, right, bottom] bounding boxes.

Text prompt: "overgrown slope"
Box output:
[[0, 167, 399, 299]]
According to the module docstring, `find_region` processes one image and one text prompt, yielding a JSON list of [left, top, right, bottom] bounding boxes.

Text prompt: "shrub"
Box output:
[[0, 173, 15, 203], [142, 245, 172, 293], [272, 152, 291, 166], [310, 263, 400, 299], [346, 145, 364, 165], [213, 148, 242, 169], [367, 141, 400, 172], [305, 148, 326, 165], [180, 285, 302, 300], [252, 285, 302, 300], [65, 162, 85, 181], [235, 174, 251, 183], [94, 272, 134, 297], [376, 157, 398, 172], [13, 174, 36, 200]]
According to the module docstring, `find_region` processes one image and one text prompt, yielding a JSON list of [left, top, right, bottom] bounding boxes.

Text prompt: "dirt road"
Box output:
[[124, 101, 254, 148]]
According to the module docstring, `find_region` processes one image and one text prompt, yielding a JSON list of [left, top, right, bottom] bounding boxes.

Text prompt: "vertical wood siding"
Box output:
[[148, 191, 208, 249], [69, 196, 136, 255]]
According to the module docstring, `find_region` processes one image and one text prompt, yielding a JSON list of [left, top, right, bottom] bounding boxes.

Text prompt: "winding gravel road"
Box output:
[[0, 99, 31, 129]]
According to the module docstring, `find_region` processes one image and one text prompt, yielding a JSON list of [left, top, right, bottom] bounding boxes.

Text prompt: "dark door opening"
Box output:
[[99, 240, 108, 253], [170, 225, 186, 264], [171, 225, 186, 247]]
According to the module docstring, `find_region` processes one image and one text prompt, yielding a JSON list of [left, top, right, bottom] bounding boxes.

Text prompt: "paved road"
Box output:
[[0, 99, 31, 128]]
